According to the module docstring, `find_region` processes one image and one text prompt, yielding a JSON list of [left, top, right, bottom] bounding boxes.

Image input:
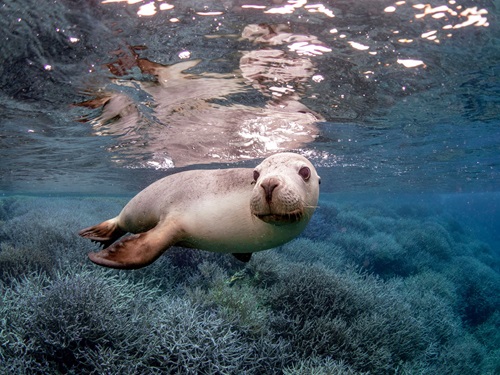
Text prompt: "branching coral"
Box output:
[[0, 195, 498, 374]]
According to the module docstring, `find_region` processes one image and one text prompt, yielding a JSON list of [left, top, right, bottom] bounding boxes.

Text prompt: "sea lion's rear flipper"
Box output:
[[78, 218, 126, 247], [232, 253, 252, 262], [87, 222, 181, 269]]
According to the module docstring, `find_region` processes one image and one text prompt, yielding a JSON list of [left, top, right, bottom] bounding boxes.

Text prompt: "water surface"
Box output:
[[1, 0, 498, 194]]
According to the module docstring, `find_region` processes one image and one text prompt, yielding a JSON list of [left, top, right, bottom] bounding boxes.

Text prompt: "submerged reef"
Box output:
[[0, 195, 499, 374]]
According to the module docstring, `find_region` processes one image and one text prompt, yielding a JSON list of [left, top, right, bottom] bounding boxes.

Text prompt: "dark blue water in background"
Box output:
[[0, 1, 499, 373]]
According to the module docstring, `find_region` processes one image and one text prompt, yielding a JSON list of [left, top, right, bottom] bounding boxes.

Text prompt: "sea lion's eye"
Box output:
[[298, 166, 311, 181], [253, 170, 260, 181]]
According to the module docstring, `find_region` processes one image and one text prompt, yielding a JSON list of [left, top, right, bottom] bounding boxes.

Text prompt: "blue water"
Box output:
[[0, 0, 499, 373]]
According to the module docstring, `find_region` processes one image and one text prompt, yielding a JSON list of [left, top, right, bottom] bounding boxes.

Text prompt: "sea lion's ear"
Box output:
[[88, 221, 181, 269], [232, 253, 252, 262]]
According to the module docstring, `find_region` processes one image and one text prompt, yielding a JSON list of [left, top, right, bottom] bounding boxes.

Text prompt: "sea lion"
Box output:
[[79, 152, 320, 269]]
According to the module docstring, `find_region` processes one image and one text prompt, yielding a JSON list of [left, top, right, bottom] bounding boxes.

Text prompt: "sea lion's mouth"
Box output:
[[255, 211, 303, 225]]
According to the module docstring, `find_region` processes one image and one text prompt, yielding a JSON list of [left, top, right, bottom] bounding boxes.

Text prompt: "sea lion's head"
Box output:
[[250, 153, 320, 226]]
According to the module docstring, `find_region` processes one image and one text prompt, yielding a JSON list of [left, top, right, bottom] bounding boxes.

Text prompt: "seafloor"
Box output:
[[0, 194, 499, 374]]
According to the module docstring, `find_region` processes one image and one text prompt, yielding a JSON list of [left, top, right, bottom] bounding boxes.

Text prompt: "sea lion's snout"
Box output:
[[251, 174, 304, 225], [261, 177, 280, 204]]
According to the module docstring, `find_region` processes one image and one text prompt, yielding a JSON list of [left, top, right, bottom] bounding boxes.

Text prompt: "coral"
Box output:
[[279, 238, 346, 271], [466, 240, 500, 271], [1, 268, 159, 374], [284, 357, 368, 375], [142, 297, 255, 374], [446, 256, 500, 326], [436, 333, 486, 375], [329, 232, 370, 265], [473, 312, 500, 374], [334, 211, 376, 236], [0, 242, 55, 283], [0, 266, 267, 374], [0, 197, 121, 276], [300, 203, 339, 241], [266, 264, 431, 373], [125, 255, 183, 293], [482, 350, 500, 375], [186, 261, 271, 335], [363, 232, 406, 275], [243, 251, 287, 287], [398, 221, 453, 261], [0, 195, 498, 374], [474, 311, 500, 350], [396, 204, 434, 219], [0, 197, 20, 222], [166, 246, 236, 271]]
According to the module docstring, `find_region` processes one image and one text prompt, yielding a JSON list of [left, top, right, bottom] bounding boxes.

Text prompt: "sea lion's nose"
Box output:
[[261, 177, 280, 204]]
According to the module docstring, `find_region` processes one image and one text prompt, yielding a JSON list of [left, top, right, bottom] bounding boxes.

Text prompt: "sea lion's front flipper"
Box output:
[[88, 222, 182, 269]]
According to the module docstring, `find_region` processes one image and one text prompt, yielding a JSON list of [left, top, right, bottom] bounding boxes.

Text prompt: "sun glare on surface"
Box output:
[[92, 0, 491, 168]]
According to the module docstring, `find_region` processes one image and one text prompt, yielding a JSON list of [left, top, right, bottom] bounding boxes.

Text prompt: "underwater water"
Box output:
[[0, 0, 499, 374]]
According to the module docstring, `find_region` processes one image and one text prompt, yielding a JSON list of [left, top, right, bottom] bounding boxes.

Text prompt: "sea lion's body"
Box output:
[[79, 153, 320, 269], [119, 168, 308, 252]]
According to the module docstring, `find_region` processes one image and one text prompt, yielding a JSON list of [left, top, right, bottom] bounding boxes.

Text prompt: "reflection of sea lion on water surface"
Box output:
[[78, 23, 326, 169], [79, 153, 320, 269]]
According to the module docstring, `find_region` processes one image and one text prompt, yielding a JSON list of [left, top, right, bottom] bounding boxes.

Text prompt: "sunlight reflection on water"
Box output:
[[0, 0, 496, 193], [76, 0, 492, 171], [78, 21, 328, 169]]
